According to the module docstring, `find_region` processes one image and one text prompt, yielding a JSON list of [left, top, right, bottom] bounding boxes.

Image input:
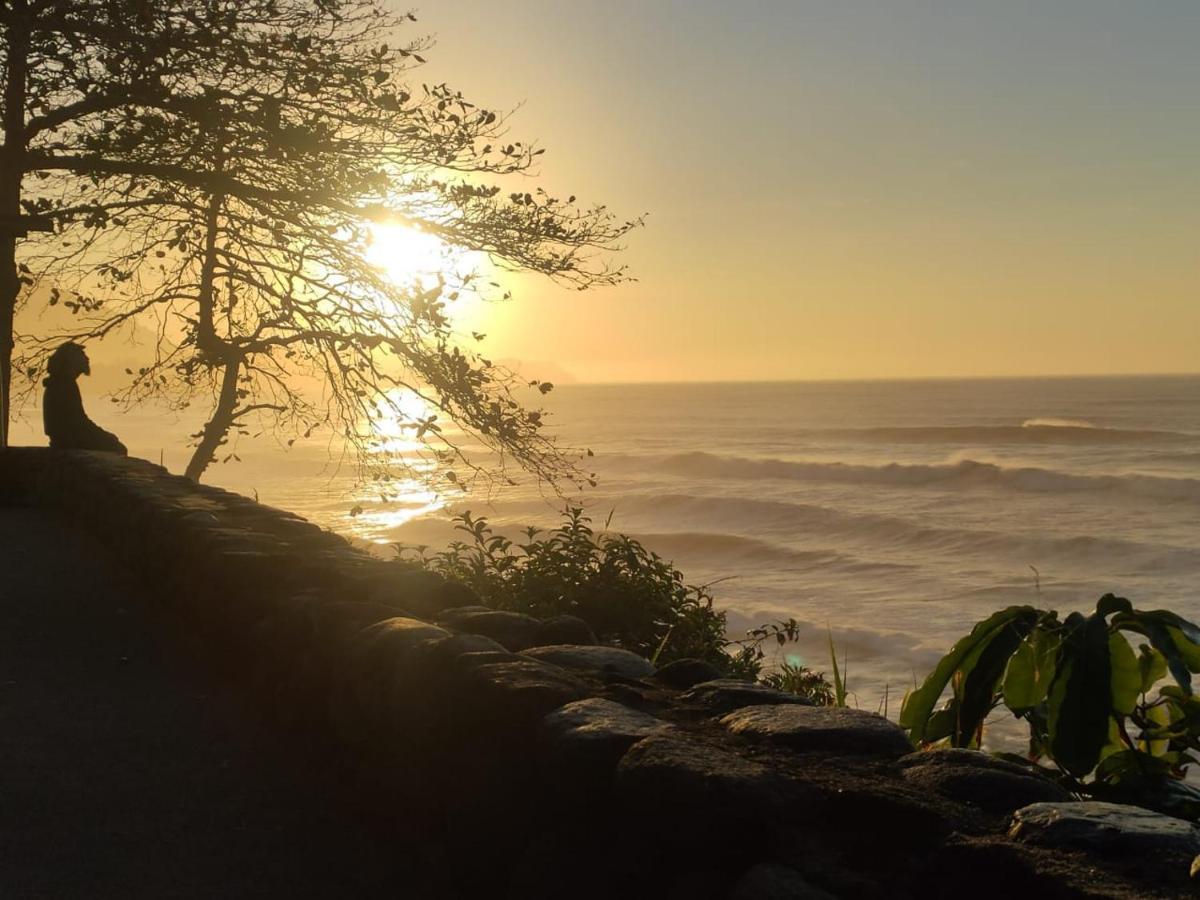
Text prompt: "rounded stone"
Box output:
[[434, 605, 492, 625], [440, 609, 543, 651], [681, 679, 813, 713], [1009, 801, 1200, 856], [721, 704, 912, 758], [616, 734, 812, 832], [534, 614, 597, 647], [900, 749, 1071, 814], [523, 644, 655, 680], [540, 698, 672, 785], [350, 616, 451, 665]]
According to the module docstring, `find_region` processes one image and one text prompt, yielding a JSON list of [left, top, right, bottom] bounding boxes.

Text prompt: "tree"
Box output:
[[7, 0, 638, 488], [1, 0, 313, 446]]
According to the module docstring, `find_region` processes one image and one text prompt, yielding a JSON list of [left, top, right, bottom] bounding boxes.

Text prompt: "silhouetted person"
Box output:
[[42, 342, 127, 454]]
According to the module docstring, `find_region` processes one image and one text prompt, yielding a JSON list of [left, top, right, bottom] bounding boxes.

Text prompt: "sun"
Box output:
[[365, 222, 493, 330], [365, 223, 449, 288]]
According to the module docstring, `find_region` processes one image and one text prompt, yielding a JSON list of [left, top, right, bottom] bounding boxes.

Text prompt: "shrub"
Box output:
[[761, 661, 836, 706], [395, 507, 799, 677], [900, 594, 1200, 819]]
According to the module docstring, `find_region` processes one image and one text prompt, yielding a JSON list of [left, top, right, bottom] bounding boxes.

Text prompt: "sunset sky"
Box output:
[[409, 0, 1199, 383]]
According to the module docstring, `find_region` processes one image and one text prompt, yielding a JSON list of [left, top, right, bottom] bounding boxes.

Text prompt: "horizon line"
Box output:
[[554, 370, 1200, 388]]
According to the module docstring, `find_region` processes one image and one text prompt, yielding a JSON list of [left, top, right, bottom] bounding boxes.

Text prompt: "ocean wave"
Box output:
[[640, 452, 1200, 502], [817, 423, 1194, 445], [614, 493, 1200, 574], [624, 530, 914, 576], [1155, 451, 1200, 466]]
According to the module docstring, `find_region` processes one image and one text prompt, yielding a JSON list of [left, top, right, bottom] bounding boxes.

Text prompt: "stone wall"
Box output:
[[2, 448, 1193, 899]]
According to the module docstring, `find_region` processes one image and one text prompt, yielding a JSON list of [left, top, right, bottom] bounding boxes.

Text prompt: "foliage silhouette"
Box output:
[[901, 594, 1200, 819], [5, 0, 638, 486], [761, 660, 836, 706], [396, 508, 800, 677]]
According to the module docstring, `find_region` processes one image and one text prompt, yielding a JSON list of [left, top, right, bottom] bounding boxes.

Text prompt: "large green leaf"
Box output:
[[1115, 613, 1193, 694], [1003, 630, 1059, 713], [1143, 609, 1200, 645], [1109, 633, 1141, 715], [923, 708, 957, 743], [900, 606, 1041, 745], [1137, 644, 1167, 693], [1167, 626, 1200, 672], [1094, 748, 1171, 784], [1003, 637, 1039, 712], [951, 610, 1039, 745], [1141, 700, 1175, 755], [1047, 610, 1113, 778]]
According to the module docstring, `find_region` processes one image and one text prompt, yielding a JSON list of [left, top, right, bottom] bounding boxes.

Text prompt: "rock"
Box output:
[[1091, 777, 1200, 822], [541, 698, 672, 789], [603, 683, 651, 707], [348, 616, 451, 678], [728, 863, 837, 900], [616, 735, 812, 837], [721, 704, 912, 758], [308, 600, 419, 649], [435, 605, 492, 624], [655, 658, 724, 689], [449, 649, 525, 674], [424, 632, 508, 667], [900, 749, 1071, 814], [442, 609, 543, 651], [523, 645, 655, 680], [454, 655, 591, 735], [332, 617, 452, 742], [1009, 801, 1200, 856], [534, 614, 597, 647], [681, 679, 813, 713]]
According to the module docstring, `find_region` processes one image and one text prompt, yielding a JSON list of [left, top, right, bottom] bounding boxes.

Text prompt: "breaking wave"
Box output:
[[634, 452, 1200, 503], [624, 531, 914, 576], [614, 494, 1200, 574], [815, 423, 1193, 445]]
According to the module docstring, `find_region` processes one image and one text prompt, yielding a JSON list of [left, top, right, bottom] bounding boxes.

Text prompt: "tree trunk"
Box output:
[[184, 356, 240, 482], [194, 189, 223, 359], [183, 184, 234, 482], [0, 0, 30, 447]]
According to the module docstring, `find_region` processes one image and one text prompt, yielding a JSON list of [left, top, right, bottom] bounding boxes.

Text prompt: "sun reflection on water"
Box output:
[[348, 223, 501, 543], [344, 387, 462, 543], [346, 480, 447, 544]]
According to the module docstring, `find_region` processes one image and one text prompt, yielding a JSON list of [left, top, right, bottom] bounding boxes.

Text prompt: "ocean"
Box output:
[[14, 375, 1200, 732]]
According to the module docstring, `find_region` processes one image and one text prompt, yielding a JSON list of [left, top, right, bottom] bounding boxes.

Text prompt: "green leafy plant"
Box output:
[[723, 619, 803, 679], [900, 594, 1200, 817], [397, 508, 797, 675], [829, 630, 850, 708], [761, 660, 836, 706]]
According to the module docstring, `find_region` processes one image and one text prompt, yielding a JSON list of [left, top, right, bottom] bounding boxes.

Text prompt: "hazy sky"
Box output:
[[408, 0, 1199, 382]]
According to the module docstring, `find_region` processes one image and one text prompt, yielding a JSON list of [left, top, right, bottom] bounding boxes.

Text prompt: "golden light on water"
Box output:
[[348, 478, 446, 543], [352, 227, 498, 541], [347, 387, 459, 542], [372, 387, 437, 449]]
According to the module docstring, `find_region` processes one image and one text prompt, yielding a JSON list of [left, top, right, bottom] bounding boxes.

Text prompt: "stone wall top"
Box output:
[[2, 448, 1187, 899]]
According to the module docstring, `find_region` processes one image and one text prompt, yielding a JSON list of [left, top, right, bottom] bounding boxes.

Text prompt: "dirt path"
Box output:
[[0, 507, 444, 899]]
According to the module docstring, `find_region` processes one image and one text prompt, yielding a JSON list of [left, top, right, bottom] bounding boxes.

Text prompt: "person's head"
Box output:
[[46, 342, 90, 379]]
